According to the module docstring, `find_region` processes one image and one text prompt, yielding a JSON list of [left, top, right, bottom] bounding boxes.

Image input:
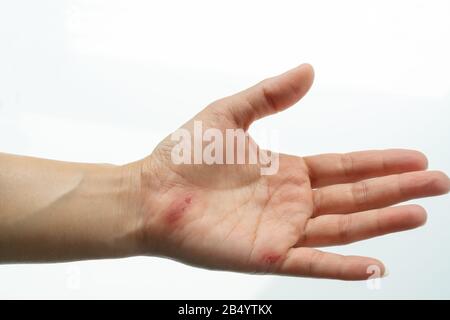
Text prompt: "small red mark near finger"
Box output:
[[164, 194, 193, 225], [262, 253, 281, 264]]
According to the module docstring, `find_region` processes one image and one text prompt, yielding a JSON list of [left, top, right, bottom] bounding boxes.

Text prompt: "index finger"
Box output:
[[304, 149, 428, 188]]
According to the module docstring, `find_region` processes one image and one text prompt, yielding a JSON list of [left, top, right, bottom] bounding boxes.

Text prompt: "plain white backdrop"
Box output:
[[0, 0, 449, 299]]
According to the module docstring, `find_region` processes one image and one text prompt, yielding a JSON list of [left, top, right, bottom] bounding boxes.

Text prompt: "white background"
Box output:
[[0, 0, 449, 299]]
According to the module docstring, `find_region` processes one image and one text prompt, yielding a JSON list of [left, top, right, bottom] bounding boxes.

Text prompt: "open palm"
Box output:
[[139, 64, 449, 280]]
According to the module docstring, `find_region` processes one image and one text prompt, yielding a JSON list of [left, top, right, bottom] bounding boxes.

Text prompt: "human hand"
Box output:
[[126, 64, 449, 280]]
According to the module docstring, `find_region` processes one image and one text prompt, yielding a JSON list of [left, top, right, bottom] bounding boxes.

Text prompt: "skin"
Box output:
[[0, 64, 449, 281]]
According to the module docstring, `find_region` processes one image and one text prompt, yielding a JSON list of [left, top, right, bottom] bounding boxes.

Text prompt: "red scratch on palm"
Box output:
[[164, 194, 193, 225]]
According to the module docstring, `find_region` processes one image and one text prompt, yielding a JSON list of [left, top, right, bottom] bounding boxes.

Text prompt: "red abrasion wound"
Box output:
[[164, 194, 193, 225], [262, 253, 281, 264]]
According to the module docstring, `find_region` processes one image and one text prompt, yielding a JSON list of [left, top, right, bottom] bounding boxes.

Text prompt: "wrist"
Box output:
[[102, 162, 145, 258], [122, 155, 176, 257]]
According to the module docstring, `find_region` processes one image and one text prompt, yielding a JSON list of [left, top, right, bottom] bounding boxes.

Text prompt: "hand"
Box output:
[[128, 64, 450, 280]]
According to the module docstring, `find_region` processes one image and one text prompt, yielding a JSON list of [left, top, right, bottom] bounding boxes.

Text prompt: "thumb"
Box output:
[[213, 63, 314, 129]]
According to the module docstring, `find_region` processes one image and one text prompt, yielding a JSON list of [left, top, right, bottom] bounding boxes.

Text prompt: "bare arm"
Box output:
[[0, 153, 142, 262]]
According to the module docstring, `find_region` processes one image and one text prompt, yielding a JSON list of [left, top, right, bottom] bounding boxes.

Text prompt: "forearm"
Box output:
[[0, 153, 143, 263]]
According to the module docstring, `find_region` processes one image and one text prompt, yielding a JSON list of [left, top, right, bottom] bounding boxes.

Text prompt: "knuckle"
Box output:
[[340, 154, 354, 179], [308, 250, 325, 276], [337, 214, 353, 244], [351, 180, 369, 209], [260, 82, 277, 112], [313, 190, 322, 215]]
